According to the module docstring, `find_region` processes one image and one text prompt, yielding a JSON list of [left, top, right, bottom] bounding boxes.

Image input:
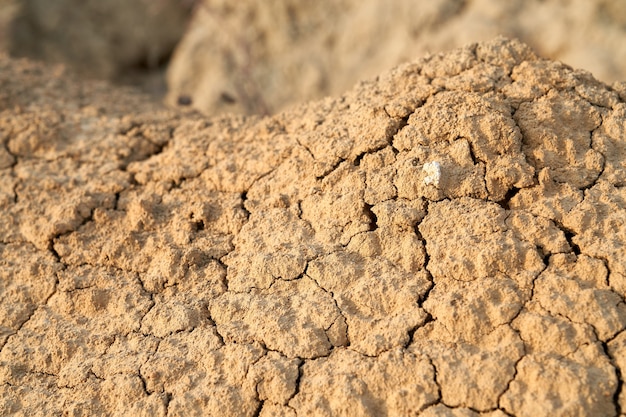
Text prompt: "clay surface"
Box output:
[[1, 38, 626, 416]]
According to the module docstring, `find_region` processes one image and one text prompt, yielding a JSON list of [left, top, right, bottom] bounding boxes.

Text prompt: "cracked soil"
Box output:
[[1, 37, 626, 416]]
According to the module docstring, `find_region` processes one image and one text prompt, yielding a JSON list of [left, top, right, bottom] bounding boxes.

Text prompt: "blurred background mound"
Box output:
[[0, 0, 193, 95], [2, 0, 626, 115]]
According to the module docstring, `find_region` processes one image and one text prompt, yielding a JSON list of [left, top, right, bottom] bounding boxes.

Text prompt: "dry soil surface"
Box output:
[[1, 38, 626, 416]]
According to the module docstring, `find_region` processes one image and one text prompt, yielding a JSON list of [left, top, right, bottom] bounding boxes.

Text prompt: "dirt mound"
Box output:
[[166, 0, 626, 116], [1, 38, 626, 416]]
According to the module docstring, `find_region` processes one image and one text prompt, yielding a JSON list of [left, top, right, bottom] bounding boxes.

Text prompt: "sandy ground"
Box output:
[[1, 37, 626, 416]]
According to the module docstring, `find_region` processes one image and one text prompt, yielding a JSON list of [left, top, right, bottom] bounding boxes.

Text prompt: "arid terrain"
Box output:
[[1, 36, 626, 416], [1, 1, 626, 416]]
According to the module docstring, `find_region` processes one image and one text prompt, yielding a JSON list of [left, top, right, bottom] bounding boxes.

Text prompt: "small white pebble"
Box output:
[[422, 161, 441, 187]]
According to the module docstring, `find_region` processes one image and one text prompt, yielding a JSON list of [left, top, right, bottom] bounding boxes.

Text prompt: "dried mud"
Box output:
[[1, 38, 626, 416]]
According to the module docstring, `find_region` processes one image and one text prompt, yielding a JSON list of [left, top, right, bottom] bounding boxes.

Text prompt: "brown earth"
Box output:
[[1, 37, 626, 416]]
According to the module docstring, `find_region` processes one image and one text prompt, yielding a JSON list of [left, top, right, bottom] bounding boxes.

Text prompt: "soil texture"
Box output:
[[1, 38, 626, 416]]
